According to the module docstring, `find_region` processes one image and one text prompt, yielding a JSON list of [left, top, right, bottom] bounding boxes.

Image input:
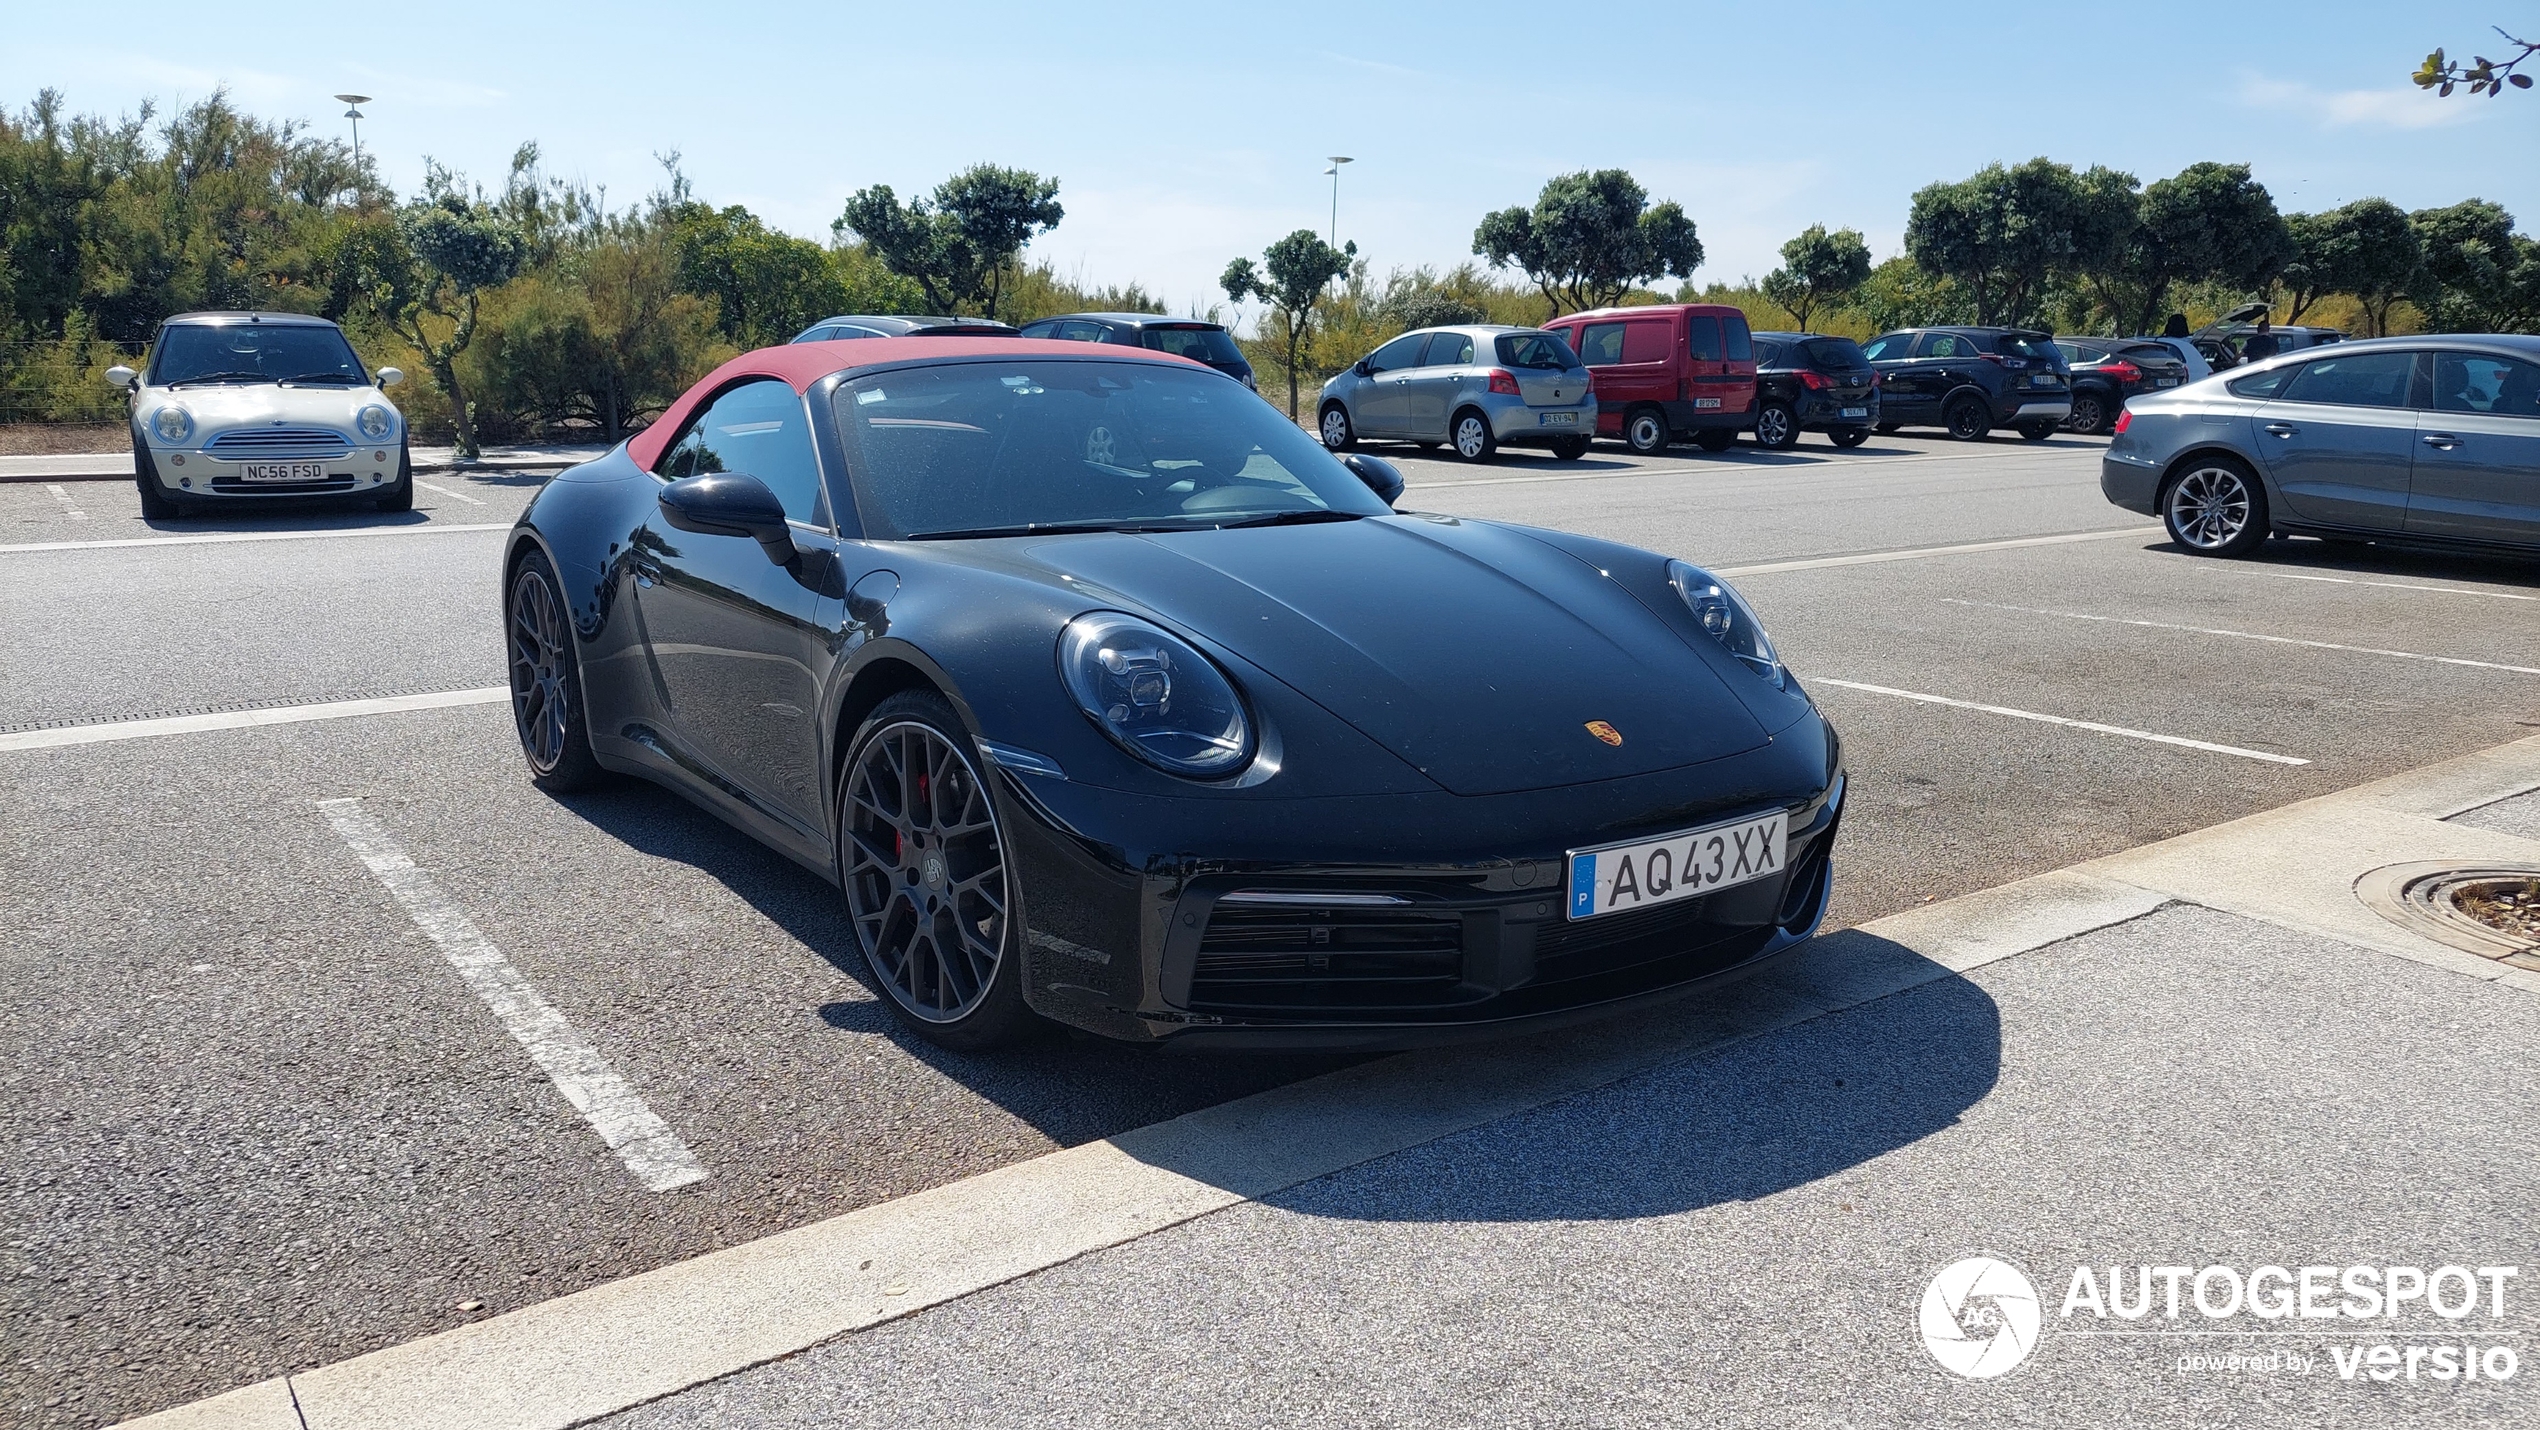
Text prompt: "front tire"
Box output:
[[1623, 406, 1670, 455], [506, 549, 605, 791], [1318, 403, 1356, 452], [133, 433, 179, 520], [1754, 401, 1799, 450], [2161, 456, 2271, 558], [374, 441, 415, 511], [1943, 397, 1992, 441], [839, 691, 1036, 1050], [1450, 407, 1497, 462]]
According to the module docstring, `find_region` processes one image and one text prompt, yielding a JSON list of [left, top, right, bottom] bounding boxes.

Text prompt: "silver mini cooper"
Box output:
[[1318, 326, 1596, 462]]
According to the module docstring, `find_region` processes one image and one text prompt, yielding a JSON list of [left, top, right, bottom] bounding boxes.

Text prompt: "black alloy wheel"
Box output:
[[1829, 427, 1870, 448], [2067, 392, 2109, 434], [1754, 401, 1799, 450], [839, 692, 1033, 1048], [1450, 408, 1497, 462], [1318, 403, 1356, 452], [506, 550, 603, 790], [1624, 407, 1670, 455], [2162, 458, 2270, 558], [1551, 435, 1590, 461], [132, 431, 178, 520], [1943, 398, 1991, 441]]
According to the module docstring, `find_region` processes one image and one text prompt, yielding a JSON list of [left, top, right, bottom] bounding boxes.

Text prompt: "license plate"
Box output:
[[1693, 398, 1722, 409], [1840, 406, 1869, 418], [1540, 410, 1578, 426], [2154, 378, 2178, 387], [239, 462, 324, 483], [1567, 809, 1787, 921]]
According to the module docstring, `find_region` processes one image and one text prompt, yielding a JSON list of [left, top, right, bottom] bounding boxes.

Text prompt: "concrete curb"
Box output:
[[112, 734, 2540, 1429]]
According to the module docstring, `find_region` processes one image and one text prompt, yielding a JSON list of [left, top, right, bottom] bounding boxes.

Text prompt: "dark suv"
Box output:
[[2051, 337, 2191, 434], [1860, 327, 2073, 440], [1017, 313, 1257, 391], [1750, 332, 1879, 448]]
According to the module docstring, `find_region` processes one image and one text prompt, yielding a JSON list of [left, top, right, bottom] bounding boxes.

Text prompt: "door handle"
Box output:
[[2421, 433, 2461, 450], [2263, 423, 2297, 438]]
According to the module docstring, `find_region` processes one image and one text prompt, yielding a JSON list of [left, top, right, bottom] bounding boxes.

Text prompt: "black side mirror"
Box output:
[[659, 472, 798, 568], [1341, 452, 1404, 507], [1354, 359, 1373, 377]]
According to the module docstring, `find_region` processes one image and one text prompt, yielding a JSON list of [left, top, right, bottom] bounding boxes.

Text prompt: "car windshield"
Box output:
[[834, 359, 1392, 540], [1800, 338, 1868, 369], [152, 323, 364, 385], [1495, 332, 1580, 369], [1137, 325, 1245, 365]]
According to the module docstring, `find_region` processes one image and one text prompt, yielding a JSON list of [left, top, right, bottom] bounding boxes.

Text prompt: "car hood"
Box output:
[[140, 382, 399, 441], [1018, 515, 1772, 796]]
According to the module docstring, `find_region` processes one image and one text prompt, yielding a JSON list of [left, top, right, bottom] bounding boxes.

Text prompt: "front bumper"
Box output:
[[996, 710, 1845, 1048], [146, 439, 404, 498]]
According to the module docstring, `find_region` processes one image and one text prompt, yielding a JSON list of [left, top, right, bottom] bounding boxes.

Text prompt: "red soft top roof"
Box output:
[[626, 336, 1202, 471]]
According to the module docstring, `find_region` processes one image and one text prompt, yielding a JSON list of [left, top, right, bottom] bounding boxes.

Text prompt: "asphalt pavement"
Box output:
[[6, 432, 2539, 1426]]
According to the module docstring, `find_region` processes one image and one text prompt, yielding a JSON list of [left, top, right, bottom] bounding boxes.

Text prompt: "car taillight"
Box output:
[[2104, 360, 2141, 384], [2112, 410, 2133, 435], [1487, 368, 1522, 396], [1796, 370, 1826, 390]]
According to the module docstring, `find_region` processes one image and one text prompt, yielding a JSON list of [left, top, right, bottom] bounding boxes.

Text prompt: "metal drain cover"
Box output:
[[2354, 861, 2540, 970]]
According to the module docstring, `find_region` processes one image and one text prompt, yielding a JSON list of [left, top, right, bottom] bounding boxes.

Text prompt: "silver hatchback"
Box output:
[[2101, 334, 2540, 556], [1318, 326, 1597, 462]]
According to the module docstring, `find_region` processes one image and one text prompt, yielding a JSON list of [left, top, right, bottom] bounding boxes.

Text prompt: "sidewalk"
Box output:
[[125, 737, 2540, 1429], [0, 444, 607, 483]]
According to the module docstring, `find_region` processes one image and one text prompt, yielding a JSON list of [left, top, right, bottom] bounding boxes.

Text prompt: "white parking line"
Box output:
[[317, 798, 709, 1193], [415, 478, 488, 506], [0, 521, 510, 555], [2237, 570, 2539, 602], [1402, 442, 2081, 492], [1717, 526, 2159, 578], [43, 483, 88, 521], [1944, 598, 2540, 676], [1813, 678, 2310, 765], [0, 687, 508, 751]]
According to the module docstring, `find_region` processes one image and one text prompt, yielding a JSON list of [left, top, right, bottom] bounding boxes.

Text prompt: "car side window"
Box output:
[[2226, 365, 2297, 399], [1421, 332, 1474, 367], [800, 325, 837, 342], [1859, 333, 1909, 362], [1753, 340, 1786, 367], [664, 378, 827, 524], [1056, 321, 1112, 343], [1685, 317, 1722, 361], [1366, 333, 1428, 373], [1916, 333, 1967, 359], [2278, 352, 2416, 410], [1018, 321, 1060, 339], [1620, 322, 1672, 364], [1574, 322, 1628, 367], [2434, 354, 2540, 417]]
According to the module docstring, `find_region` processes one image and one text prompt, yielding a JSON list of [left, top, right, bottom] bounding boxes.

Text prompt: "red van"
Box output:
[[1542, 304, 1758, 454]]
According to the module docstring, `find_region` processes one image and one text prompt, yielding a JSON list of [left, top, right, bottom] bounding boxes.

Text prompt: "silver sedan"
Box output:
[[1318, 326, 1597, 462], [2100, 334, 2540, 556]]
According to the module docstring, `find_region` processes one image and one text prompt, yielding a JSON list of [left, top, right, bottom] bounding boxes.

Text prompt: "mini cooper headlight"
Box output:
[[1667, 560, 1783, 687], [1059, 612, 1253, 779], [357, 404, 395, 441], [151, 406, 193, 444]]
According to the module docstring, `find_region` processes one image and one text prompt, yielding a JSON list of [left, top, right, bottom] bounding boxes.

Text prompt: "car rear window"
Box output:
[[1495, 332, 1579, 369], [1686, 316, 1722, 361], [1800, 337, 1866, 369], [1991, 332, 2061, 362], [1137, 325, 1243, 364], [1722, 313, 1752, 362]]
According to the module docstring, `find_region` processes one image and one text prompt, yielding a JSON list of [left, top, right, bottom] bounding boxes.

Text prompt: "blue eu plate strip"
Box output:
[[1569, 854, 1596, 918]]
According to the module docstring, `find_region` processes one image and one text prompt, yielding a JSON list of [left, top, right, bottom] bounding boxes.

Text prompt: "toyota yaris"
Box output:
[[503, 338, 1843, 1049]]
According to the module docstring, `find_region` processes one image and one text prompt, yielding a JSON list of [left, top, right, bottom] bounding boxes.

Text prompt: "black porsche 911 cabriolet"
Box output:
[[503, 337, 1844, 1049]]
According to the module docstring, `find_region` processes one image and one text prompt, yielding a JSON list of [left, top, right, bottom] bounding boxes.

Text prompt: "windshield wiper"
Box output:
[[276, 372, 363, 385], [167, 371, 270, 387], [904, 519, 1204, 541], [1212, 509, 1364, 529]]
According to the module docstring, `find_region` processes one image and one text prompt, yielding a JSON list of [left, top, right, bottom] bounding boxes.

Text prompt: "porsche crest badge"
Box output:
[[1585, 720, 1623, 746]]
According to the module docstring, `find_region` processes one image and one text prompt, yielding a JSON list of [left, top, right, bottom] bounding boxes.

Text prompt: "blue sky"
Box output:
[[12, 1, 2536, 322]]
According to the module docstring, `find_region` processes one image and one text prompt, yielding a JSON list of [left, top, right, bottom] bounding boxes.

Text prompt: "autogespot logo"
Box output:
[[1922, 1257, 2043, 1379]]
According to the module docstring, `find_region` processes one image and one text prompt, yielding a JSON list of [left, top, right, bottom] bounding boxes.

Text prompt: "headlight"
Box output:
[[1059, 612, 1253, 778], [357, 405, 394, 441], [1667, 560, 1783, 687], [151, 406, 193, 444]]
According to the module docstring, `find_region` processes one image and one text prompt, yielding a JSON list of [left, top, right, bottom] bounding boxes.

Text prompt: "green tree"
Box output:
[[348, 165, 529, 459], [673, 204, 851, 348], [2414, 30, 2537, 96], [1905, 158, 2104, 327], [1472, 169, 1702, 318], [2281, 199, 2419, 334], [1848, 254, 1975, 332], [2076, 162, 2290, 337], [1759, 225, 1871, 331], [2410, 199, 2519, 331], [1221, 230, 1354, 418], [834, 164, 1063, 320]]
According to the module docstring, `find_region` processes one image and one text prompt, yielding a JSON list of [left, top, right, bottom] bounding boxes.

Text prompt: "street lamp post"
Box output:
[[1324, 156, 1352, 248], [334, 95, 371, 174]]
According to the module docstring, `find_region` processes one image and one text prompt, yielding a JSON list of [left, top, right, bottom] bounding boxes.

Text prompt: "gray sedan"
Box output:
[[2100, 334, 2540, 556], [1319, 326, 1597, 462]]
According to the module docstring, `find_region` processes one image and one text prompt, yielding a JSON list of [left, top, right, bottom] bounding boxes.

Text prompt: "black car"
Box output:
[[1749, 332, 1879, 449], [790, 315, 1022, 342], [2051, 338, 2192, 435], [1017, 312, 1258, 391], [2192, 302, 2343, 372], [501, 338, 1842, 1051], [1859, 327, 2074, 441]]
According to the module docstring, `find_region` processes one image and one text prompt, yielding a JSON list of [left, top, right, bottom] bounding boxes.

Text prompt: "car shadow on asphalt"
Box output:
[[2221, 534, 2540, 590], [548, 779, 1365, 1147], [140, 505, 438, 535]]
